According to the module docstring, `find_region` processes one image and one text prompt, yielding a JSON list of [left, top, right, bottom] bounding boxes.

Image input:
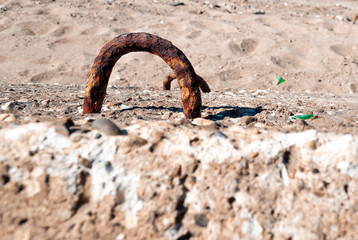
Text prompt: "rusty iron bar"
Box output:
[[84, 32, 204, 119], [163, 72, 211, 93]]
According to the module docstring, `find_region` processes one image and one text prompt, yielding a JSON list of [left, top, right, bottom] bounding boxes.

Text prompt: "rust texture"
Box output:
[[84, 32, 204, 119], [163, 73, 211, 93]]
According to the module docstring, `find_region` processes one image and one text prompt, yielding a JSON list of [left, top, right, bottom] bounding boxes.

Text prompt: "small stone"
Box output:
[[92, 119, 122, 136], [118, 135, 147, 154], [335, 15, 344, 21], [213, 131, 227, 139], [192, 118, 215, 127], [239, 116, 257, 125], [209, 3, 220, 9], [254, 10, 265, 15], [1, 101, 16, 110], [70, 134, 82, 143], [105, 161, 113, 172], [119, 104, 132, 110], [172, 165, 182, 178], [116, 234, 125, 240], [276, 107, 283, 113], [161, 112, 172, 120], [54, 118, 74, 136], [0, 5, 7, 12], [81, 158, 91, 168], [295, 119, 308, 126], [173, 113, 191, 125], [41, 99, 51, 107], [77, 106, 83, 114], [194, 214, 209, 228], [106, 102, 118, 107], [168, 2, 184, 6], [254, 122, 267, 128], [349, 84, 357, 93], [308, 140, 317, 150]]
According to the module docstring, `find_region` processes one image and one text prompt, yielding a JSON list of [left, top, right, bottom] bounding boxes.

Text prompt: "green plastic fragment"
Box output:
[[292, 114, 313, 120], [277, 76, 286, 85], [216, 114, 224, 118]]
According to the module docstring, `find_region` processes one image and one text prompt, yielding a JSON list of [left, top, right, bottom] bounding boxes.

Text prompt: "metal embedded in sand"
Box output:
[[84, 32, 204, 119]]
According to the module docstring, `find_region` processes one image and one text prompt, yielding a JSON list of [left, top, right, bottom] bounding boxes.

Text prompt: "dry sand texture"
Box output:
[[1, 0, 358, 93]]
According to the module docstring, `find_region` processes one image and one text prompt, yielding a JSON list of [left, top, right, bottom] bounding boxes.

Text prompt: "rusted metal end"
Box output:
[[84, 32, 202, 119], [163, 73, 176, 91], [163, 73, 211, 93], [353, 14, 358, 24]]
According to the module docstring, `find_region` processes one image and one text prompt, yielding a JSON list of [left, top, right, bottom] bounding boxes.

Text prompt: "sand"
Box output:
[[1, 0, 358, 93]]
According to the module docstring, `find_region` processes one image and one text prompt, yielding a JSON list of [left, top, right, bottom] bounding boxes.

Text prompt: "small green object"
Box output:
[[277, 76, 285, 85], [104, 161, 113, 172], [292, 114, 313, 120], [225, 83, 227, 86], [216, 114, 224, 118]]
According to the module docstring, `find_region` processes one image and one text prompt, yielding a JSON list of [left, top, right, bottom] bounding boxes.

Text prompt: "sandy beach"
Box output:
[[1, 0, 358, 92]]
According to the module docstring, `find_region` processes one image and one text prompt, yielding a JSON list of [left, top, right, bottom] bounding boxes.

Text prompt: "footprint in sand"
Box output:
[[15, 21, 54, 36], [48, 38, 70, 50], [270, 55, 300, 69], [81, 26, 111, 36], [330, 44, 358, 57], [218, 69, 240, 82], [50, 26, 71, 37], [229, 39, 258, 55], [30, 72, 54, 83], [186, 31, 201, 39], [255, 16, 289, 31], [189, 20, 206, 29]]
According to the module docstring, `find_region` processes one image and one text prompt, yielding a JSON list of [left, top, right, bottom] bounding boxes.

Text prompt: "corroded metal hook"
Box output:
[[84, 32, 203, 119]]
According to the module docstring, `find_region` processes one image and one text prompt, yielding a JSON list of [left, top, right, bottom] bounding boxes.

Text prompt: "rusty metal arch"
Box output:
[[83, 32, 203, 119]]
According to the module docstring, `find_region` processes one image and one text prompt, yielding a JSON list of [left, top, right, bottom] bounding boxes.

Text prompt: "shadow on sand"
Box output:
[[119, 105, 263, 121], [203, 106, 263, 121]]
